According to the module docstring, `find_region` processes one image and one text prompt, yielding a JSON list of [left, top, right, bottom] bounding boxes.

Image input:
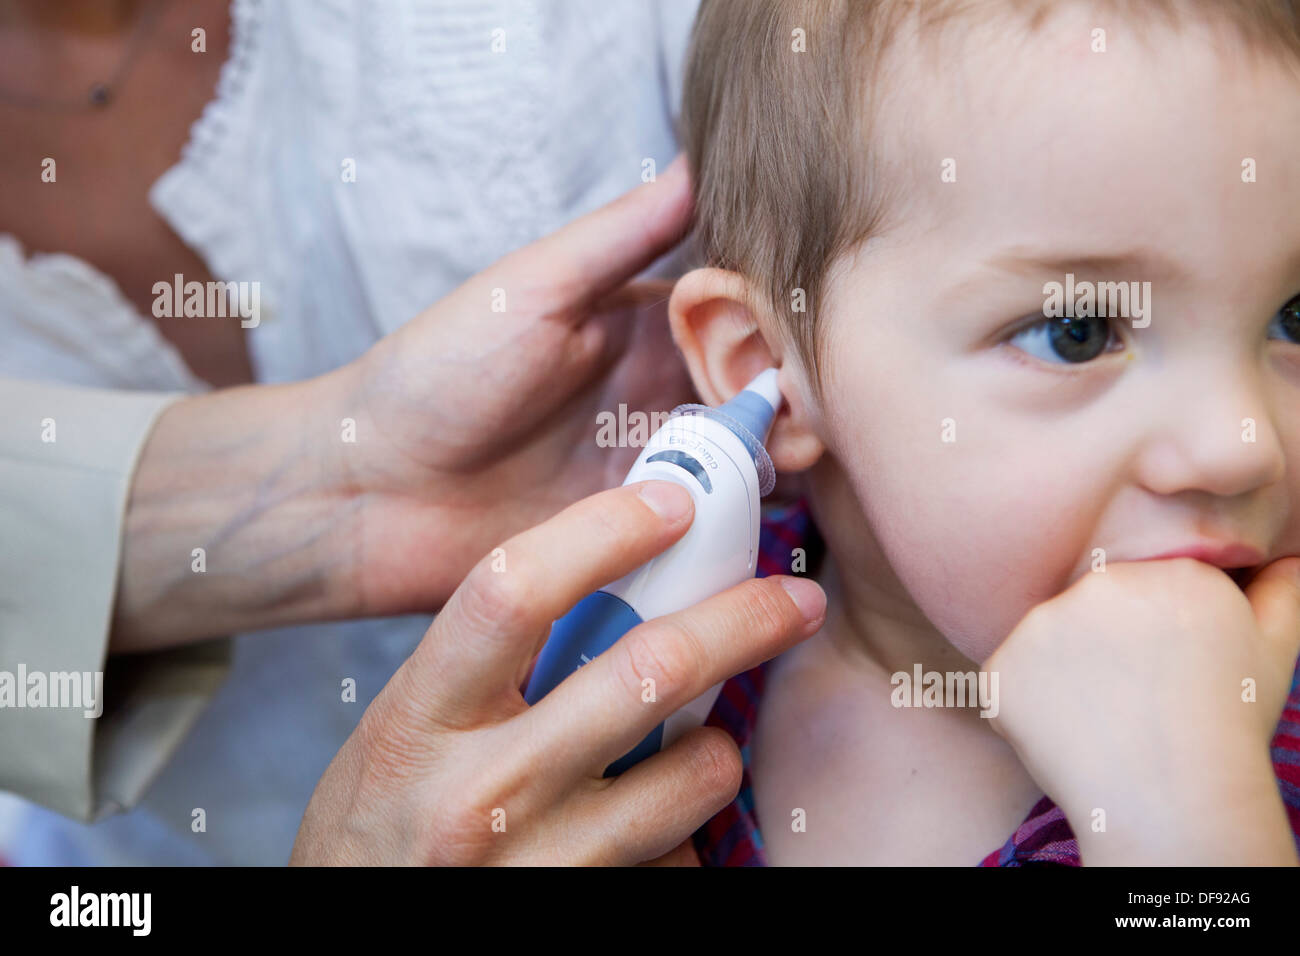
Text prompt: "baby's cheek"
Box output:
[[823, 353, 1100, 661], [866, 452, 1093, 664], [889, 540, 1038, 663]]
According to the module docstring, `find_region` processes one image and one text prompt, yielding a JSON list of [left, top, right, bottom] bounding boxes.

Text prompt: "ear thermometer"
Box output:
[[523, 368, 783, 775]]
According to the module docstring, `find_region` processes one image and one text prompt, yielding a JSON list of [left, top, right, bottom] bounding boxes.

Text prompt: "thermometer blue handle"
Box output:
[[524, 591, 657, 776]]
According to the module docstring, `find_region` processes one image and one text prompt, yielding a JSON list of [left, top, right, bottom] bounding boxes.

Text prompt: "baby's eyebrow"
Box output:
[[930, 246, 1186, 315], [984, 247, 1186, 283]]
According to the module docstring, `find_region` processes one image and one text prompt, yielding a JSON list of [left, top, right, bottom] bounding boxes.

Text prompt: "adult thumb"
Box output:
[[1243, 556, 1300, 670]]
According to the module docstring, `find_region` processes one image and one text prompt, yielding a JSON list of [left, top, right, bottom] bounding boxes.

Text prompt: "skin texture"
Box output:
[[669, 7, 1300, 863]]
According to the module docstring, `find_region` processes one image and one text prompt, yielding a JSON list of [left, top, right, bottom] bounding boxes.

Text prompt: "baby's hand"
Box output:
[[984, 556, 1300, 865]]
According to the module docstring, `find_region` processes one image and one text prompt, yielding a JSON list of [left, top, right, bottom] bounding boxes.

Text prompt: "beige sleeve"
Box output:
[[0, 377, 233, 822]]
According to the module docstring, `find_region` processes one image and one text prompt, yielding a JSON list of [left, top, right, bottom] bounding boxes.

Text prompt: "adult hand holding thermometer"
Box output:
[[525, 368, 784, 775], [296, 439, 824, 865]]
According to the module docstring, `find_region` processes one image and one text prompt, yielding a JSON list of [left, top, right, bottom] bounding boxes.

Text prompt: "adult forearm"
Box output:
[[109, 374, 362, 653]]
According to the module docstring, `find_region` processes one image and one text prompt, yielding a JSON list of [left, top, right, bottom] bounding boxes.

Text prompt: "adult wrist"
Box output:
[[110, 372, 363, 651]]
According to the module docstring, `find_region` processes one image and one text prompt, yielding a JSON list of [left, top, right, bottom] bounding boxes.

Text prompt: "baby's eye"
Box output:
[[1006, 314, 1122, 364], [1266, 293, 1300, 344]]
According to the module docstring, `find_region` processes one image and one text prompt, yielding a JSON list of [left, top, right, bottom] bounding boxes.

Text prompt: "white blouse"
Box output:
[[0, 0, 700, 865]]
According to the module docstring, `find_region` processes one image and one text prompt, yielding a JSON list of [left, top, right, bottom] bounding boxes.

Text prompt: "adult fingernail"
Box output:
[[637, 480, 692, 522], [780, 577, 826, 622]]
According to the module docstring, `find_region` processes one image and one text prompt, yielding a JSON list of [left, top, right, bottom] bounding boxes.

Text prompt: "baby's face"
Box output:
[[805, 10, 1300, 663]]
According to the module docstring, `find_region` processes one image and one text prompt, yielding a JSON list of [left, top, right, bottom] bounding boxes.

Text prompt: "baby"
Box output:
[[670, 0, 1300, 864]]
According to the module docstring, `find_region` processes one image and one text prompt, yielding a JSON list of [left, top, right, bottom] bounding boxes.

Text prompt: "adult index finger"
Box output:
[[519, 573, 825, 787], [404, 481, 695, 730]]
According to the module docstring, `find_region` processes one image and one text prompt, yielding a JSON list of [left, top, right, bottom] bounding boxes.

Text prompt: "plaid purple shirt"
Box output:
[[691, 498, 1300, 866]]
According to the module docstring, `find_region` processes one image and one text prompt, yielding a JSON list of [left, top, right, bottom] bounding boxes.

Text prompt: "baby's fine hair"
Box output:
[[680, 0, 1300, 398]]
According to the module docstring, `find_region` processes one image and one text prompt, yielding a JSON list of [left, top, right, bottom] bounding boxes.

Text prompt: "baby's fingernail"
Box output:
[[780, 577, 826, 622], [637, 481, 692, 521]]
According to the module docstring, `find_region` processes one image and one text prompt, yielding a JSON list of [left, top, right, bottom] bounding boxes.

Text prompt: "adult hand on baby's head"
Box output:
[[290, 480, 825, 866], [318, 157, 697, 617], [984, 556, 1300, 866]]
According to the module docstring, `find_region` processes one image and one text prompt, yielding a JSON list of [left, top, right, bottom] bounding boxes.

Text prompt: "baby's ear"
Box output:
[[668, 268, 825, 473]]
